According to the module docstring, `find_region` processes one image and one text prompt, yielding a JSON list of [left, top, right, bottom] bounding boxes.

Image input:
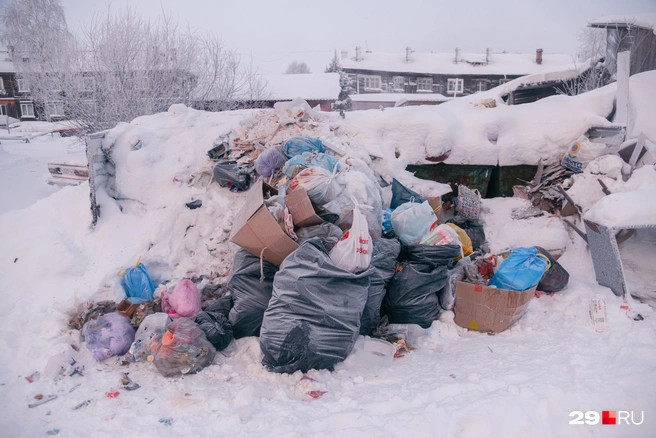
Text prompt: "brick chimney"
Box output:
[[486, 48, 491, 65], [7, 46, 13, 61], [355, 46, 361, 61], [536, 48, 543, 65], [341, 50, 348, 60], [406, 46, 412, 62], [455, 47, 461, 63]]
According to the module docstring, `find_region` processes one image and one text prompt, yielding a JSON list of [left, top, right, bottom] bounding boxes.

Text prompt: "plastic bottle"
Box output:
[[386, 324, 431, 346]]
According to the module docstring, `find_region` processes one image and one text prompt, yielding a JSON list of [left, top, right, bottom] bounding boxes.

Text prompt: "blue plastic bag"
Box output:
[[282, 152, 341, 177], [488, 247, 549, 291], [282, 136, 325, 158], [123, 263, 155, 302], [254, 146, 288, 177], [382, 208, 395, 238], [391, 201, 436, 245]]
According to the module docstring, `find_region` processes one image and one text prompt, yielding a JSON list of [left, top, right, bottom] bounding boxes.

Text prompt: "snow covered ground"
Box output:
[[1, 85, 655, 437]]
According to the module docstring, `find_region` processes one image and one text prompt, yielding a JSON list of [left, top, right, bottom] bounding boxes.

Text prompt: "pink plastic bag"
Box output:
[[161, 279, 201, 319]]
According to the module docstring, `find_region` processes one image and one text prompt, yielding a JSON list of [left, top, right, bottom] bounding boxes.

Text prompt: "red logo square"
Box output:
[[602, 411, 616, 425]]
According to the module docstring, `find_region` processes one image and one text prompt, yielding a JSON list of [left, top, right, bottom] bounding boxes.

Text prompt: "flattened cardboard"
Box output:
[[285, 187, 324, 228], [230, 179, 298, 266], [453, 281, 534, 333]]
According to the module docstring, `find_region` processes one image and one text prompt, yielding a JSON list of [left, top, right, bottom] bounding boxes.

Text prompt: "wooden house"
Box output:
[[0, 50, 38, 122], [340, 47, 579, 100], [588, 14, 656, 76]]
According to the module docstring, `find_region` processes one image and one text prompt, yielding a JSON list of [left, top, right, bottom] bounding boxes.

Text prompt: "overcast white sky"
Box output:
[[58, 0, 656, 75]]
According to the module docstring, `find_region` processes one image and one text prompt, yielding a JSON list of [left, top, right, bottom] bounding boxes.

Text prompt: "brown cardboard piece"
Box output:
[[453, 281, 534, 333], [230, 179, 299, 266], [284, 187, 324, 228]]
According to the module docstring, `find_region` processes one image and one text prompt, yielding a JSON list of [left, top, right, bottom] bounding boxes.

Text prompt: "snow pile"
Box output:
[[628, 70, 656, 145]]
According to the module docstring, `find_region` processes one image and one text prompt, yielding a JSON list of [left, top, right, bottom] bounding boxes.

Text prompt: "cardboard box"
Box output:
[[284, 187, 324, 228], [230, 179, 299, 266], [453, 281, 534, 333]]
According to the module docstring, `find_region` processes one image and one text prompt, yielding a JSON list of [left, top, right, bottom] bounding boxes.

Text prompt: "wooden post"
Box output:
[[615, 51, 630, 126]]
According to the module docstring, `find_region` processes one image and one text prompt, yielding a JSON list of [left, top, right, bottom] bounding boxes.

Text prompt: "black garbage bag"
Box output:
[[295, 223, 343, 252], [195, 295, 234, 351], [228, 249, 279, 338], [360, 238, 401, 335], [213, 161, 254, 191], [534, 246, 569, 292], [449, 216, 486, 250], [259, 239, 373, 373], [382, 244, 461, 328], [390, 178, 427, 210]]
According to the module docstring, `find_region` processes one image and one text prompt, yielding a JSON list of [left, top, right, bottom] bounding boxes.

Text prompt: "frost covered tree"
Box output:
[[332, 71, 352, 112], [285, 61, 311, 74], [324, 50, 340, 73], [0, 2, 267, 132]]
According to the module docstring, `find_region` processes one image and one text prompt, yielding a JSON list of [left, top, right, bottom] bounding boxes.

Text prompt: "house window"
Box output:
[[46, 101, 64, 117], [82, 100, 97, 115], [0, 104, 6, 116], [0, 77, 4, 91], [17, 78, 29, 92], [79, 76, 95, 92], [393, 76, 405, 91], [20, 102, 35, 118], [417, 77, 433, 91], [447, 78, 464, 94], [363, 75, 381, 90], [476, 80, 487, 92]]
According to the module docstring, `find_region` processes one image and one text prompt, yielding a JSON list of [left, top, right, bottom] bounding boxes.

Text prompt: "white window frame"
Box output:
[[0, 104, 6, 116], [20, 101, 35, 118], [363, 75, 381, 91], [417, 77, 433, 92], [447, 78, 464, 94], [392, 76, 405, 92], [17, 78, 30, 92], [46, 101, 65, 117], [0, 77, 5, 91], [476, 80, 487, 92]]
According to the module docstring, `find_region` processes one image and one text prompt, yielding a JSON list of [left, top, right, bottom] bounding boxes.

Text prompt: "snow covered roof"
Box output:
[[0, 52, 15, 73], [588, 13, 656, 32], [341, 51, 578, 76], [260, 73, 340, 101]]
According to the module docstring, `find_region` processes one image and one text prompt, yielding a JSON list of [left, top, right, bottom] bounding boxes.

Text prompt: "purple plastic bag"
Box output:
[[82, 312, 135, 362], [254, 146, 288, 177]]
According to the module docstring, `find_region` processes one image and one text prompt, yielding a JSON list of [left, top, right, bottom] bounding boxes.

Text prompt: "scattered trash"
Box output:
[[260, 239, 372, 373], [25, 372, 40, 383], [130, 312, 170, 362], [185, 199, 202, 210], [28, 394, 56, 408], [159, 418, 173, 426], [34, 394, 44, 400], [82, 312, 135, 362], [120, 373, 140, 391], [353, 337, 396, 367], [73, 400, 91, 410], [385, 324, 431, 348], [46, 429, 60, 436], [151, 318, 216, 377], [308, 390, 328, 399], [69, 383, 82, 393], [589, 297, 608, 332], [534, 246, 569, 292], [161, 279, 202, 320], [282, 152, 342, 178], [106, 391, 120, 398]]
